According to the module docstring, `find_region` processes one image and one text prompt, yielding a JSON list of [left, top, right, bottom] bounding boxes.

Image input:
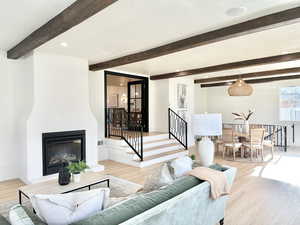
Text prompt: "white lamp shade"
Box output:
[[192, 114, 222, 136]]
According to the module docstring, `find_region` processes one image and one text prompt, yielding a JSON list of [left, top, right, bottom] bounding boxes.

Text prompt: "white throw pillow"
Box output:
[[143, 163, 174, 192], [9, 205, 34, 225], [170, 156, 193, 178], [31, 188, 110, 225]]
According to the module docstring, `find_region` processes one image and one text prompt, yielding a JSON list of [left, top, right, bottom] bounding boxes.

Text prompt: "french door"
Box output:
[[127, 80, 148, 131]]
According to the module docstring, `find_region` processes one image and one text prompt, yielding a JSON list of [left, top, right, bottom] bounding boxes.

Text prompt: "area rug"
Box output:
[[0, 175, 142, 219], [221, 149, 275, 163]]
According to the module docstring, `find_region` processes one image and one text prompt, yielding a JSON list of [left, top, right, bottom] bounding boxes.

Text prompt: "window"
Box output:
[[280, 87, 300, 121]]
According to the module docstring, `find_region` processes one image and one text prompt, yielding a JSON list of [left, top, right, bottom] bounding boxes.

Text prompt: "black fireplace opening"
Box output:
[[42, 130, 86, 176]]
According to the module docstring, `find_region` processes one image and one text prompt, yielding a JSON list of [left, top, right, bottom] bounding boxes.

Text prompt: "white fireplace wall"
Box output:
[[0, 51, 18, 181], [23, 52, 98, 183], [12, 55, 34, 182]]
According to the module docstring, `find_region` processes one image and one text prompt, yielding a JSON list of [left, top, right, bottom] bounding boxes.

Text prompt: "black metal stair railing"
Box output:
[[168, 108, 188, 149], [223, 123, 294, 152], [107, 108, 144, 161], [122, 125, 143, 161]]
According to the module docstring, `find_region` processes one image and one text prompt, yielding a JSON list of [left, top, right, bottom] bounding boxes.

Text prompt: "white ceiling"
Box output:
[[0, 0, 76, 51], [2, 0, 300, 78], [116, 22, 300, 75]]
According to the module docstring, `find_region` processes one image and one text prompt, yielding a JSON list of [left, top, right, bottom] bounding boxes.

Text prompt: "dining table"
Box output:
[[232, 130, 269, 159]]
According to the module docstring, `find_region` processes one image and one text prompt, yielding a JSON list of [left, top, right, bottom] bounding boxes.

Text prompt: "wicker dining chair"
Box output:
[[219, 128, 242, 160], [243, 128, 265, 161]]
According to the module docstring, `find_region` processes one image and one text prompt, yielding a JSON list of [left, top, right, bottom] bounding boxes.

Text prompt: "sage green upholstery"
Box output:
[[0, 165, 236, 225], [72, 176, 203, 225], [72, 164, 236, 225], [23, 208, 46, 225], [0, 207, 46, 225], [0, 216, 9, 225]]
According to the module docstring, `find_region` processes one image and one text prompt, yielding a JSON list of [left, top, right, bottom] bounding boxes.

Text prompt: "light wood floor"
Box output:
[[1, 147, 300, 225]]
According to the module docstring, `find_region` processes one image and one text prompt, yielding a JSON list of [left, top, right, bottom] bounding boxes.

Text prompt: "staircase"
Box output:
[[104, 133, 188, 168], [128, 133, 188, 167], [105, 108, 188, 167]]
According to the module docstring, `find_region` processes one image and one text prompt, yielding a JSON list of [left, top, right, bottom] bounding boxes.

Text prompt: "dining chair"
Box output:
[[220, 128, 242, 160], [263, 133, 275, 159], [243, 128, 265, 161]]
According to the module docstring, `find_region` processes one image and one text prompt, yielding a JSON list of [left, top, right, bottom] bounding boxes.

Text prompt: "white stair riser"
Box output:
[[132, 145, 183, 160], [105, 134, 170, 148], [104, 138, 127, 147], [143, 139, 177, 149], [138, 151, 188, 168], [106, 147, 141, 167], [142, 134, 169, 142], [100, 143, 187, 168]]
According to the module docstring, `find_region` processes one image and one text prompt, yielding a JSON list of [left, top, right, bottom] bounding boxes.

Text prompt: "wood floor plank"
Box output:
[[1, 147, 300, 224]]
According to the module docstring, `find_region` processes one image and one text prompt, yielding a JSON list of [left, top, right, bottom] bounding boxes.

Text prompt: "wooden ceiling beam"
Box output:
[[200, 74, 300, 88], [151, 52, 300, 80], [7, 0, 119, 59], [194, 67, 300, 84], [90, 6, 300, 71]]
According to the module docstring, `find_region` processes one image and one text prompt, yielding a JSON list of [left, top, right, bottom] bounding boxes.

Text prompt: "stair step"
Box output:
[[143, 139, 177, 149], [127, 143, 181, 154], [144, 143, 181, 152], [142, 133, 169, 142], [134, 149, 187, 162], [144, 138, 170, 144], [131, 143, 183, 160]]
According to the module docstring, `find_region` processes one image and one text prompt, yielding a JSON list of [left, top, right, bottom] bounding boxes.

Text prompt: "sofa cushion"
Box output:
[[72, 164, 227, 225], [72, 175, 202, 225], [31, 188, 110, 225], [169, 157, 193, 178], [143, 163, 174, 193]]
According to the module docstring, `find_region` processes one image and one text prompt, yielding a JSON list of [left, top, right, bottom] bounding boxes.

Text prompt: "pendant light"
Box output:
[[228, 79, 253, 96]]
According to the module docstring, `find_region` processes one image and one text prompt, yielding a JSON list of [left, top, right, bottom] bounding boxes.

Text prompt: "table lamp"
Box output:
[[192, 113, 222, 166]]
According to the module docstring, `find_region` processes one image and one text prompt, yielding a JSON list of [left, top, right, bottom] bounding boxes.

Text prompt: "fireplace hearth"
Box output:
[[42, 130, 86, 176]]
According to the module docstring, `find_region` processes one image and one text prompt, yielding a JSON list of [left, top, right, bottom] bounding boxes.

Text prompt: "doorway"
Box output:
[[104, 71, 149, 137]]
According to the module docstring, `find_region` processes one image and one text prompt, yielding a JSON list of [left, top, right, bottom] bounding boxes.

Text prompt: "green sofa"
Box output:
[[0, 165, 236, 225]]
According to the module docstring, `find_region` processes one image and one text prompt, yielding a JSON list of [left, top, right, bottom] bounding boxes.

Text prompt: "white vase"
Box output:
[[243, 121, 250, 134], [73, 173, 81, 183], [197, 137, 214, 167]]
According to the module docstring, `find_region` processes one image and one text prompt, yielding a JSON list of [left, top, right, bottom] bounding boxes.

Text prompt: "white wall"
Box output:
[[0, 51, 34, 181], [0, 51, 18, 180], [23, 52, 98, 183], [201, 80, 300, 145], [0, 51, 101, 182], [88, 70, 198, 141], [11, 55, 34, 182], [149, 79, 170, 132], [169, 77, 195, 146], [194, 87, 207, 114], [89, 70, 152, 140], [89, 70, 105, 139]]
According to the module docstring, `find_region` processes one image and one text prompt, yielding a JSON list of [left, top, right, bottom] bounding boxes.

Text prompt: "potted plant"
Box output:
[[67, 161, 89, 183], [232, 110, 254, 134], [190, 154, 196, 161]]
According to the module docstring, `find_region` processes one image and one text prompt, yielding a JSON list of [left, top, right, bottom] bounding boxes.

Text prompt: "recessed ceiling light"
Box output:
[[226, 7, 247, 17], [176, 69, 180, 72], [60, 42, 68, 47], [204, 76, 209, 78]]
